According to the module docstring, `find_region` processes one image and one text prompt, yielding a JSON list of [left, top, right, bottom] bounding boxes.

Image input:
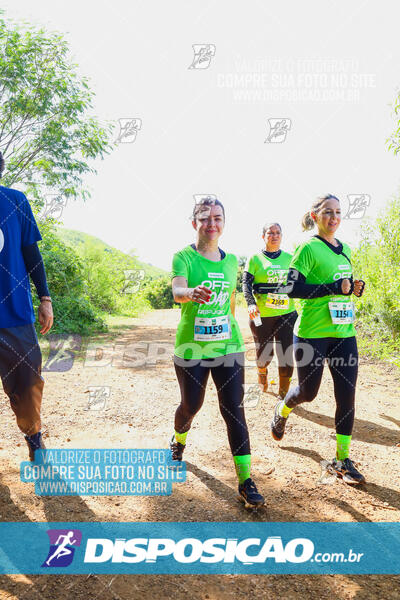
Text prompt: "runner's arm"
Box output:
[[172, 276, 194, 303], [21, 242, 50, 298], [230, 291, 236, 317], [172, 276, 212, 304], [252, 269, 353, 299], [242, 270, 257, 306]]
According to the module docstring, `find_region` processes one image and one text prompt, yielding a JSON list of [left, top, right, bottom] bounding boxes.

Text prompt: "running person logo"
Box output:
[[344, 194, 370, 219], [193, 194, 218, 203], [318, 460, 338, 485], [115, 118, 142, 144], [85, 386, 110, 410], [265, 118, 292, 143], [42, 529, 82, 567], [193, 194, 218, 217], [122, 269, 145, 294], [188, 44, 216, 69], [42, 334, 82, 372], [240, 384, 263, 408], [40, 194, 68, 220]]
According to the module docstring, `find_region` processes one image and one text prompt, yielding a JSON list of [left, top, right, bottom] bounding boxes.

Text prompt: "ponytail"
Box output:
[[302, 211, 315, 231], [0, 151, 4, 178]]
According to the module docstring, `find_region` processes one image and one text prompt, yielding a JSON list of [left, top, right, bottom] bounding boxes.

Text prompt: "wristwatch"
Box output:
[[40, 296, 52, 303]]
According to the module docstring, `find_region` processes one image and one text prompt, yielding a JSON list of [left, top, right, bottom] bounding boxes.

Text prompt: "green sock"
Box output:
[[279, 401, 293, 418], [336, 434, 351, 460], [233, 454, 251, 484], [174, 431, 188, 445]]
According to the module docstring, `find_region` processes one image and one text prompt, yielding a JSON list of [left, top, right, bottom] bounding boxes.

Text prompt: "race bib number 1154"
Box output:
[[329, 298, 355, 324]]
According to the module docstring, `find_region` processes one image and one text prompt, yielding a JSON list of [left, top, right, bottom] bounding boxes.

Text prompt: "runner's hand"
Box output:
[[38, 301, 54, 334], [190, 285, 212, 304], [353, 279, 365, 297], [248, 304, 260, 319], [340, 278, 352, 295]]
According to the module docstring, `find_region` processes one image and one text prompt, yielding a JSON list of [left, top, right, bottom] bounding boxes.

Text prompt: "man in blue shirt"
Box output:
[[0, 151, 53, 460]]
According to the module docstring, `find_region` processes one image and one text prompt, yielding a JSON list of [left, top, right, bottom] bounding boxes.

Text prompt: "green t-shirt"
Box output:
[[290, 237, 356, 339], [172, 245, 245, 359], [245, 250, 296, 317]]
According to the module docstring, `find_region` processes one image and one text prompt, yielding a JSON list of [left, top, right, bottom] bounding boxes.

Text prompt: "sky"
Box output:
[[2, 1, 400, 270]]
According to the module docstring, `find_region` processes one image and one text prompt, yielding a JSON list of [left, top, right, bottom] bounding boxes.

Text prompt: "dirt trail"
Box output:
[[0, 307, 399, 599]]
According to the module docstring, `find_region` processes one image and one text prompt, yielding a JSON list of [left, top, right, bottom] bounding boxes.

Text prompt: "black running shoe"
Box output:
[[169, 435, 185, 462], [331, 457, 365, 485], [238, 478, 265, 508], [271, 401, 287, 441], [25, 431, 46, 462]]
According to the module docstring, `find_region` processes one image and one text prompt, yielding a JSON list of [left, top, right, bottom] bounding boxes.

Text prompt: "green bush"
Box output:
[[32, 223, 156, 333], [142, 276, 176, 309], [37, 294, 107, 336], [33, 222, 106, 334], [352, 197, 400, 364], [75, 240, 155, 318], [79, 243, 119, 313]]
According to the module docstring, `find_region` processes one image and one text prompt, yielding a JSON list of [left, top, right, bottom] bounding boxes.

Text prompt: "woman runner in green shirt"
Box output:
[[242, 222, 297, 399], [170, 196, 265, 508], [268, 194, 366, 484]]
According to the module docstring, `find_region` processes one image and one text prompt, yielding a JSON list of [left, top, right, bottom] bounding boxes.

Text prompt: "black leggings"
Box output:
[[284, 335, 358, 436], [249, 311, 297, 379], [173, 352, 250, 456]]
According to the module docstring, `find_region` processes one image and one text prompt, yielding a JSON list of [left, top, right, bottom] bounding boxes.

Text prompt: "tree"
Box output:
[[32, 222, 107, 334], [352, 197, 400, 362], [143, 276, 176, 309], [388, 90, 400, 156], [0, 12, 113, 208]]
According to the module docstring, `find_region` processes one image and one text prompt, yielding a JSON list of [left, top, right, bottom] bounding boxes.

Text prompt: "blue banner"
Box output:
[[0, 522, 399, 574]]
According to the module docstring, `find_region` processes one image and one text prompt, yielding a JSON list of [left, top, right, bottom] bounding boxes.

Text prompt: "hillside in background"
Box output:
[[57, 227, 167, 277]]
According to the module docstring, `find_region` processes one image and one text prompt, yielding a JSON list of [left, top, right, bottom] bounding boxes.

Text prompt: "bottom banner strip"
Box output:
[[0, 522, 399, 574]]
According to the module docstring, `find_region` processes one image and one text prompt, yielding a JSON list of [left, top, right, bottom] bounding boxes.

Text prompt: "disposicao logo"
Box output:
[[83, 536, 314, 564], [42, 529, 82, 567]]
